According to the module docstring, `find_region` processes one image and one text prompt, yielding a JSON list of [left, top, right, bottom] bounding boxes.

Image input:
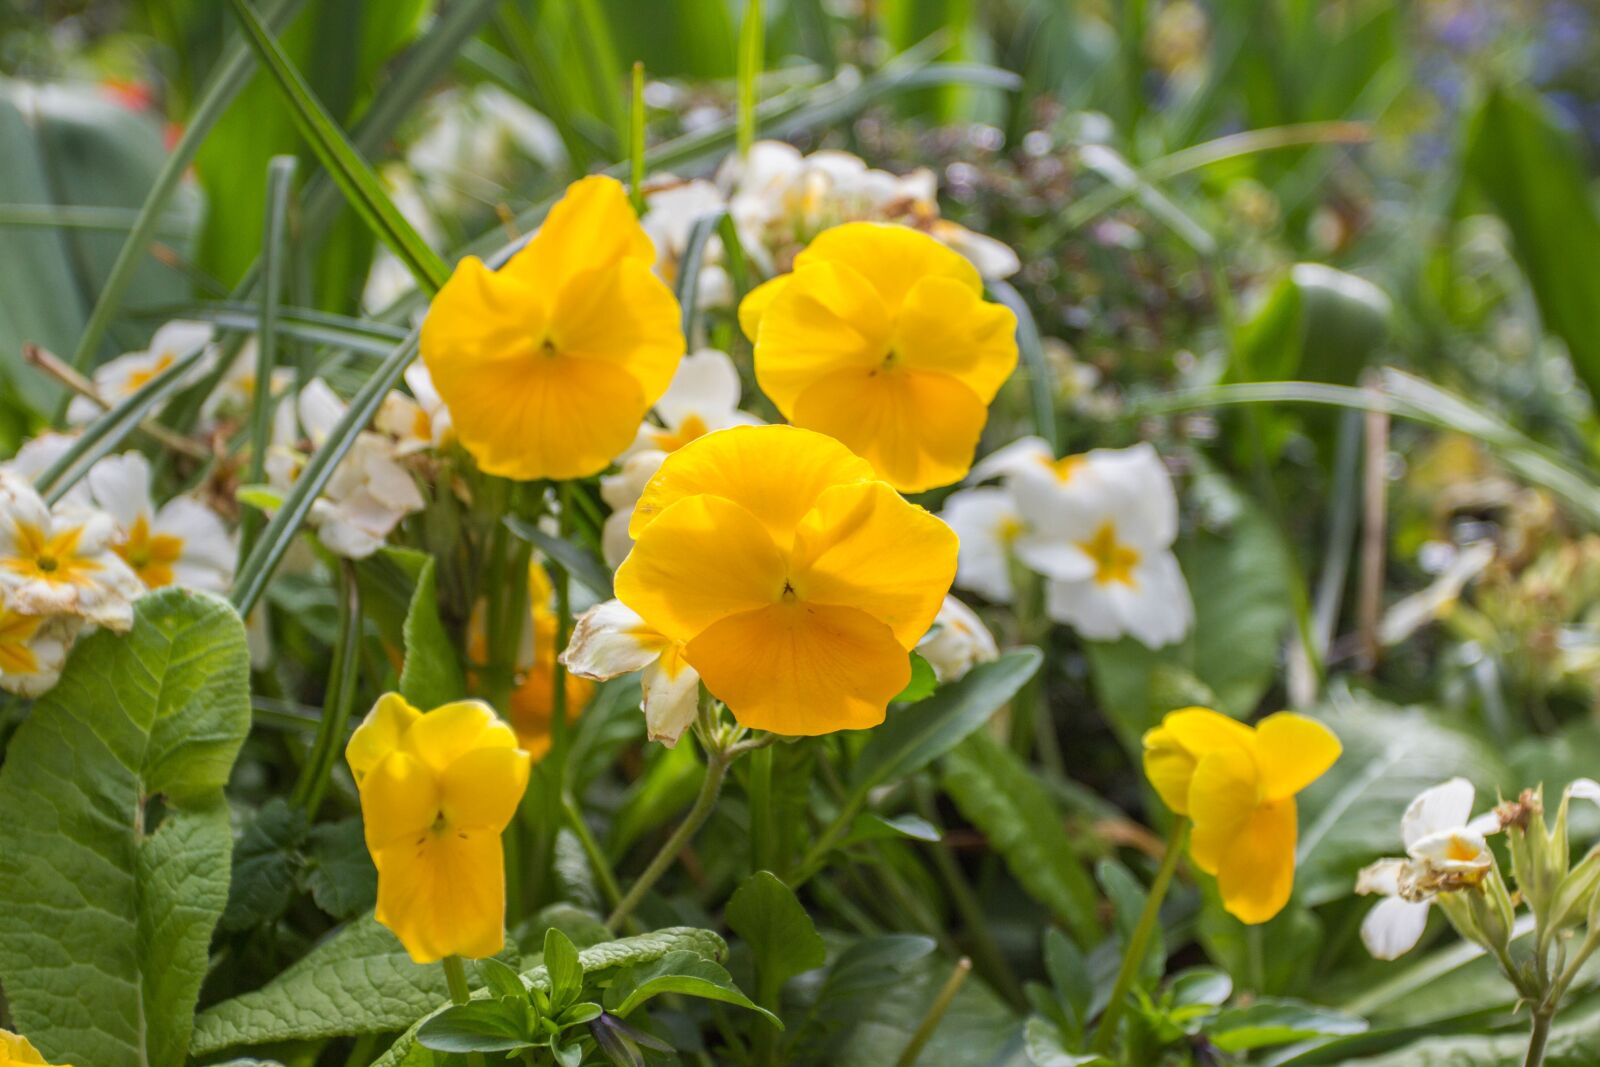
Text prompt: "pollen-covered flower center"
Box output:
[[1445, 834, 1481, 863], [4, 521, 99, 586], [1079, 521, 1140, 586]]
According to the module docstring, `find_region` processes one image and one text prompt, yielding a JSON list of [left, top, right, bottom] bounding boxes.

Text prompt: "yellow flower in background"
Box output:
[[1143, 707, 1341, 924], [0, 1028, 70, 1065], [510, 561, 592, 759], [615, 424, 957, 735], [346, 694, 530, 963], [420, 175, 683, 480], [739, 222, 1017, 493]]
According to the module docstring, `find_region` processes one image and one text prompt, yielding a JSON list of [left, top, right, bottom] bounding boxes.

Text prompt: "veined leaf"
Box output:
[[0, 590, 251, 1067], [607, 950, 779, 1026], [398, 555, 465, 711], [726, 871, 827, 1005], [225, 0, 450, 294]]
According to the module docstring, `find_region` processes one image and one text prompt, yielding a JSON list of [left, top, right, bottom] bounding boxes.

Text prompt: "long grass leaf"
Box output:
[[225, 0, 450, 294], [676, 210, 727, 343], [156, 302, 409, 353], [988, 279, 1059, 452]]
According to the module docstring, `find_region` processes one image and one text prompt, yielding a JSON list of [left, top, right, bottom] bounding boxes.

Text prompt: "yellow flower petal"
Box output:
[[686, 601, 909, 735], [438, 744, 531, 832], [0, 1030, 66, 1066], [346, 692, 423, 785], [794, 221, 981, 308], [551, 259, 682, 401], [891, 276, 1018, 401], [790, 480, 956, 647], [627, 425, 875, 546], [375, 828, 506, 963], [1142, 725, 1197, 816], [402, 700, 515, 774], [359, 751, 442, 852], [504, 174, 655, 290], [1161, 707, 1257, 759], [1186, 745, 1262, 875], [615, 493, 788, 644], [751, 260, 892, 413], [737, 274, 791, 342], [791, 367, 990, 492], [1254, 712, 1341, 802], [1216, 799, 1298, 925]]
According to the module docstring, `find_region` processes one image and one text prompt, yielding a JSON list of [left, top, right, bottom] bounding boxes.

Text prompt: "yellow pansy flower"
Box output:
[[420, 175, 683, 481], [615, 424, 957, 735], [1142, 707, 1341, 924], [0, 1028, 69, 1065], [738, 222, 1018, 493], [345, 694, 531, 963]]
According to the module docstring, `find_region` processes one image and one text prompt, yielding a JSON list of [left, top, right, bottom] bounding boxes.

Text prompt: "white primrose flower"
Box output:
[[1357, 778, 1505, 960], [641, 179, 732, 309], [561, 598, 700, 747], [198, 339, 298, 441], [917, 595, 999, 683], [0, 432, 89, 508], [86, 453, 236, 593], [0, 602, 76, 697], [939, 486, 1024, 604], [0, 471, 144, 631], [67, 320, 214, 425], [601, 452, 666, 570]]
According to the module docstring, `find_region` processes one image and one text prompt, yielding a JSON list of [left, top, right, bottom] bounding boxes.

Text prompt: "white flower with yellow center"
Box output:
[[66, 320, 214, 425], [938, 485, 1024, 604], [0, 471, 143, 630], [561, 598, 700, 747], [641, 179, 732, 309], [917, 595, 999, 683], [1356, 778, 1505, 959], [0, 432, 90, 508], [601, 350, 760, 567], [0, 604, 76, 697], [198, 339, 297, 440], [86, 453, 235, 593]]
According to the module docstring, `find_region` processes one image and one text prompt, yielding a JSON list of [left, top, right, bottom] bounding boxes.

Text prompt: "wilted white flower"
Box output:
[[0, 604, 75, 697], [917, 595, 999, 683], [67, 320, 214, 425], [86, 453, 235, 593], [561, 598, 700, 746], [0, 471, 143, 630]]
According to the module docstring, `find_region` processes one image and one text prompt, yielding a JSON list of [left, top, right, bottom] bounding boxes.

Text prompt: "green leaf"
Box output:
[[1169, 967, 1232, 1009], [726, 871, 828, 1005], [1043, 928, 1093, 1038], [544, 927, 586, 1015], [198, 922, 725, 1056], [224, 0, 449, 293], [304, 817, 377, 920], [399, 555, 465, 710], [1096, 859, 1164, 982], [942, 731, 1101, 947], [1230, 265, 1390, 386], [222, 797, 310, 931], [989, 279, 1059, 452], [607, 950, 780, 1027], [506, 516, 614, 600], [892, 651, 938, 704], [1463, 84, 1600, 409], [478, 957, 530, 1002], [852, 647, 1041, 792], [1024, 1017, 1107, 1066], [0, 589, 250, 1067], [840, 812, 942, 848], [417, 1003, 531, 1054], [1206, 998, 1367, 1052]]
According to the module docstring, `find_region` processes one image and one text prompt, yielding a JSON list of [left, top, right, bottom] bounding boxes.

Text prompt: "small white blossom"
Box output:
[[86, 453, 235, 593], [0, 471, 143, 630], [917, 596, 999, 683], [67, 320, 214, 425]]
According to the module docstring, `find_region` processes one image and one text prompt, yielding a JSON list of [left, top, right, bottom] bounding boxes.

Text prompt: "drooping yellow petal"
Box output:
[[358, 752, 442, 852], [438, 744, 531, 832], [346, 693, 423, 785], [402, 700, 515, 775], [1142, 725, 1197, 816], [504, 174, 655, 291], [793, 221, 982, 308], [615, 493, 788, 644], [790, 481, 956, 647], [1253, 712, 1341, 802], [891, 276, 1017, 401], [1216, 799, 1298, 924], [790, 367, 989, 492], [687, 601, 909, 735], [1161, 707, 1257, 760], [374, 828, 506, 964], [628, 425, 875, 545], [1186, 745, 1262, 875], [751, 260, 892, 413], [737, 274, 791, 341]]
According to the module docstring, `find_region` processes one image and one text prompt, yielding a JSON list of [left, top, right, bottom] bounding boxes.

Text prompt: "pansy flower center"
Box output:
[[1079, 521, 1140, 586]]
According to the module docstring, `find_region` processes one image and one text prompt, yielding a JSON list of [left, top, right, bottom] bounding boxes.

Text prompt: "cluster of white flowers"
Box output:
[[941, 438, 1194, 649], [65, 320, 215, 427]]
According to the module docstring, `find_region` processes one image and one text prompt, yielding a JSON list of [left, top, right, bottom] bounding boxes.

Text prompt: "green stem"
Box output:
[[737, 0, 764, 157], [1091, 819, 1189, 1057], [442, 955, 487, 1067], [893, 957, 972, 1067], [629, 61, 646, 214], [240, 154, 296, 563], [749, 742, 775, 873], [1525, 1009, 1553, 1067], [562, 791, 624, 915], [292, 562, 361, 816]]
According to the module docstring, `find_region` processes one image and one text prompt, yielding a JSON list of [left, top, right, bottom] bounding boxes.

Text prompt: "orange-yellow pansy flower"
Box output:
[[1142, 707, 1341, 924], [615, 424, 957, 735], [0, 1028, 70, 1065], [738, 222, 1018, 493], [345, 694, 531, 963], [420, 175, 684, 480]]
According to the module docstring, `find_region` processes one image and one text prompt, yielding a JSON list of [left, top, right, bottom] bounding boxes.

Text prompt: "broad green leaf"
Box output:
[[506, 516, 614, 600], [224, 0, 449, 293], [852, 647, 1041, 792], [304, 817, 377, 920], [198, 921, 725, 1056], [1230, 265, 1390, 386], [478, 957, 528, 1001], [1043, 928, 1093, 1038], [840, 812, 942, 848], [1097, 859, 1164, 982], [1463, 84, 1600, 410], [222, 797, 310, 932], [1207, 998, 1366, 1052], [726, 871, 828, 1004], [544, 927, 585, 1014], [1170, 968, 1233, 1009], [607, 950, 779, 1026], [943, 731, 1101, 947], [0, 589, 250, 1067], [1024, 1017, 1107, 1066], [399, 555, 465, 710], [892, 651, 939, 704], [417, 1002, 530, 1054]]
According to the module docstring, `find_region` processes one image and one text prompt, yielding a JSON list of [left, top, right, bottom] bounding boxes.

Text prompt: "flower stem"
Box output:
[[292, 561, 361, 817], [441, 956, 486, 1067], [1091, 818, 1189, 1057], [893, 957, 972, 1067], [1525, 1008, 1553, 1067]]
